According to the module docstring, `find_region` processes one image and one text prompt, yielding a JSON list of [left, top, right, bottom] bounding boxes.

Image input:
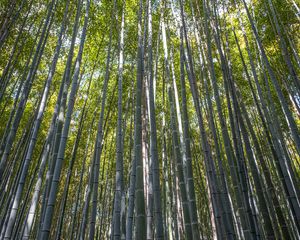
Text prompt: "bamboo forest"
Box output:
[[1, 0, 300, 239]]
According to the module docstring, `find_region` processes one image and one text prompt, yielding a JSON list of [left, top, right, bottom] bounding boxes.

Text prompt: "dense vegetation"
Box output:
[[0, 0, 299, 239]]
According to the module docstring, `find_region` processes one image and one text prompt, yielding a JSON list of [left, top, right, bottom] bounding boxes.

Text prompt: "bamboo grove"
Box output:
[[0, 0, 299, 239]]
